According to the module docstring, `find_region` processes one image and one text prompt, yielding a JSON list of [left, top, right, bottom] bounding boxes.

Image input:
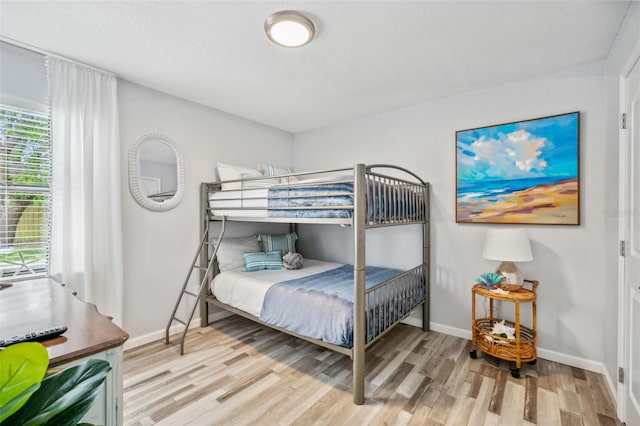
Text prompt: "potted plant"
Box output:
[[0, 342, 111, 425]]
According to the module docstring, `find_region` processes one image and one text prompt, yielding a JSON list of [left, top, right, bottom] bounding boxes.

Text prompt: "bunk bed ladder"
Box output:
[[165, 217, 227, 354]]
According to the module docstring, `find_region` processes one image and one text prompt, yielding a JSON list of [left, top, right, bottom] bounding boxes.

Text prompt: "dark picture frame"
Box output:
[[456, 112, 580, 225]]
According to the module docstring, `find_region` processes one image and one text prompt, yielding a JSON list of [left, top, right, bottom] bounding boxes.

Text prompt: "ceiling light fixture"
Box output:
[[265, 10, 315, 48]]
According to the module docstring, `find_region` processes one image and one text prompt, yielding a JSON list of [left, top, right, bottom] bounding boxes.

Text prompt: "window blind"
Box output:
[[0, 104, 51, 279]]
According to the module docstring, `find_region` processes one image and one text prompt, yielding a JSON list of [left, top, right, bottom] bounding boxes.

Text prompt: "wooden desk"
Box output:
[[0, 278, 128, 424]]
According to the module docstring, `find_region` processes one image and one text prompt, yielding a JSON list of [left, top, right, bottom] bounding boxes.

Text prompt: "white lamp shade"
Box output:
[[482, 228, 533, 262]]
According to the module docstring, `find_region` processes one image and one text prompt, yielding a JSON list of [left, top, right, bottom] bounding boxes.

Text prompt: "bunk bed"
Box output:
[[179, 164, 429, 405]]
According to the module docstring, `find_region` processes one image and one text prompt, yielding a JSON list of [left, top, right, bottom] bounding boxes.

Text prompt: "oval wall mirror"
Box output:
[[128, 133, 184, 211]]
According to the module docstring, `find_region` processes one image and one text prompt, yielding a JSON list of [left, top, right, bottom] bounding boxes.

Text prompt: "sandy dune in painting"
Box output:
[[457, 178, 578, 224]]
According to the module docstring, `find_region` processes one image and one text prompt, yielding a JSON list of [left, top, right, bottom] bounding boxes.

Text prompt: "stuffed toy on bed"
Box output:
[[283, 252, 303, 270]]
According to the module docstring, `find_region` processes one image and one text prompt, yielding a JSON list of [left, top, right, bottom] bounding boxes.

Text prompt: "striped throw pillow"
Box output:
[[258, 232, 297, 254], [260, 164, 297, 183], [243, 251, 283, 272]]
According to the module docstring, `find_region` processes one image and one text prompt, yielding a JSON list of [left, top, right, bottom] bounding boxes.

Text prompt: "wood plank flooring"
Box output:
[[123, 316, 621, 425]]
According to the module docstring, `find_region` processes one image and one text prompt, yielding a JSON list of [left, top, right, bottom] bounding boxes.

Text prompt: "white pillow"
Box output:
[[215, 235, 260, 272], [217, 162, 261, 190]]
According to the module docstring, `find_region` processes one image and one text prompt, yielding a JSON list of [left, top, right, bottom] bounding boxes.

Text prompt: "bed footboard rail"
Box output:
[[364, 264, 427, 348]]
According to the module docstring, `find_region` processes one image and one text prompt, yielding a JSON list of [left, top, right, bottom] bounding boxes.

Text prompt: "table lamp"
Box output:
[[482, 228, 533, 291]]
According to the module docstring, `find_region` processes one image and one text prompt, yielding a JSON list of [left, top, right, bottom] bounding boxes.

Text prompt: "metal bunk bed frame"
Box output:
[[175, 163, 429, 405]]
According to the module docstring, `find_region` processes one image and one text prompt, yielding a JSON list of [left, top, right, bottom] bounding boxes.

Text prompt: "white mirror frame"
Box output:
[[128, 133, 185, 211]]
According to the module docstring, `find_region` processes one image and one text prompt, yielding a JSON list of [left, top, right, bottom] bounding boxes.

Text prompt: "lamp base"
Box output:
[[496, 261, 524, 291]]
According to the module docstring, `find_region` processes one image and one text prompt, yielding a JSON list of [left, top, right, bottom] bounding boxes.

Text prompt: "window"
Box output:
[[0, 104, 51, 279]]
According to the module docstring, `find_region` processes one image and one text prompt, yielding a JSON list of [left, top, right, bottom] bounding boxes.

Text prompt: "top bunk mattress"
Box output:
[[209, 176, 354, 219], [209, 175, 425, 222], [209, 188, 270, 217]]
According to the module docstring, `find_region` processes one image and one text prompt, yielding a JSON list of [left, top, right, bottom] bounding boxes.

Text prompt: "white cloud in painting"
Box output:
[[463, 129, 547, 180]]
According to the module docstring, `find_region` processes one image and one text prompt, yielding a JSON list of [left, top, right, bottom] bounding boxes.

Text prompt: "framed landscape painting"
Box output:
[[456, 112, 580, 225]]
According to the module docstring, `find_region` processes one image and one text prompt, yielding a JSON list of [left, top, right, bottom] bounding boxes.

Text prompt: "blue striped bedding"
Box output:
[[258, 264, 425, 347], [267, 180, 415, 220], [267, 181, 354, 218]]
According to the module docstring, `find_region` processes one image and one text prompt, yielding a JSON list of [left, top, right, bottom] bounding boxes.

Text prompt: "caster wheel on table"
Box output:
[[528, 359, 537, 366], [469, 350, 477, 359], [511, 368, 521, 379]]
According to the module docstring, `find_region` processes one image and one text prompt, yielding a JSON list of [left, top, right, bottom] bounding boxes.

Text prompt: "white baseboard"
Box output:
[[535, 346, 602, 373], [400, 316, 422, 328], [401, 317, 472, 340], [124, 311, 233, 351], [601, 364, 619, 406]]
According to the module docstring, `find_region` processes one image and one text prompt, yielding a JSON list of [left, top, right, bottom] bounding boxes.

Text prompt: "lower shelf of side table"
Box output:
[[472, 318, 536, 364]]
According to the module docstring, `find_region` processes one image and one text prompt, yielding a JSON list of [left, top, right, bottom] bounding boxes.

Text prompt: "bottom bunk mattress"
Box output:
[[211, 259, 426, 347]]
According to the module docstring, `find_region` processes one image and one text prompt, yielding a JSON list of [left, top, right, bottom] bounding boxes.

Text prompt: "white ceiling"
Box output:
[[0, 1, 631, 133]]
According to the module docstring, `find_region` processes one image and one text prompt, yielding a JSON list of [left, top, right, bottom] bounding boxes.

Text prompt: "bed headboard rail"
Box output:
[[365, 164, 426, 186]]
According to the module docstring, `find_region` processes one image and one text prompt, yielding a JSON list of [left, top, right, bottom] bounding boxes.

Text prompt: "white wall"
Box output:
[[119, 80, 293, 340], [0, 41, 47, 111], [293, 64, 616, 367]]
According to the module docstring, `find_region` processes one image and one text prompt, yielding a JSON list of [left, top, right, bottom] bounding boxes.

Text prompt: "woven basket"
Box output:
[[473, 318, 536, 362]]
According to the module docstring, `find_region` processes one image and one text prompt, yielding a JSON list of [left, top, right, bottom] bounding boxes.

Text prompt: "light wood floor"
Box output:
[[123, 316, 621, 426]]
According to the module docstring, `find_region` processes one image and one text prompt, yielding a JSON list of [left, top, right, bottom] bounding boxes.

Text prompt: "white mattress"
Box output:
[[209, 188, 269, 217], [211, 259, 343, 317]]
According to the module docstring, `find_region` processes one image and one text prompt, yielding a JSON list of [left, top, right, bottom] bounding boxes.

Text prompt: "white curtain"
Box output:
[[48, 58, 124, 326]]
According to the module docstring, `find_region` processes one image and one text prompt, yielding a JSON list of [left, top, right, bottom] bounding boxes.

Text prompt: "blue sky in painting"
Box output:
[[457, 112, 578, 183]]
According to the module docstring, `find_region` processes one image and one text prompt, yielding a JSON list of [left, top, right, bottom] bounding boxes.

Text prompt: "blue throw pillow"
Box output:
[[243, 251, 283, 272], [258, 232, 297, 254]]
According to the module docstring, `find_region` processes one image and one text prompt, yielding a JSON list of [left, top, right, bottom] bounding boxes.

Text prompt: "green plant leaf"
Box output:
[[4, 358, 111, 426], [0, 342, 49, 423]]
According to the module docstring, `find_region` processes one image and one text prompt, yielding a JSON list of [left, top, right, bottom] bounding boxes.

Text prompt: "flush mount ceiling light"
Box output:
[[265, 10, 315, 48]]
